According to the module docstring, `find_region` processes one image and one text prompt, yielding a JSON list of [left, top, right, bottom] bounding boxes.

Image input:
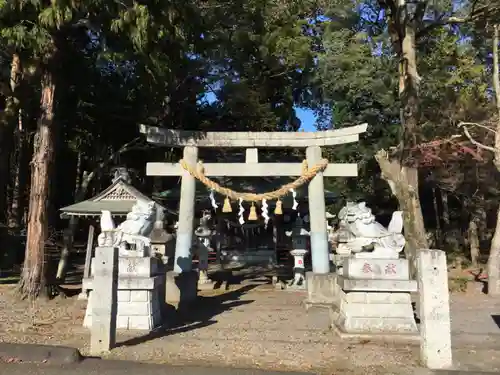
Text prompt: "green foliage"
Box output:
[[314, 0, 499, 227], [1, 0, 499, 259]]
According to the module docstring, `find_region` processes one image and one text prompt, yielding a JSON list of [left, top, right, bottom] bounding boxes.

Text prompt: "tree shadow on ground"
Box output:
[[470, 268, 488, 294], [0, 271, 19, 284], [209, 266, 275, 290], [116, 283, 257, 347], [491, 315, 500, 330]]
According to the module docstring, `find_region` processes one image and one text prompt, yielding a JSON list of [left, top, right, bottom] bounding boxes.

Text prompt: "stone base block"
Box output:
[[166, 270, 198, 303], [84, 288, 162, 330], [337, 276, 418, 292], [90, 256, 160, 278], [304, 272, 339, 309], [331, 289, 418, 338], [330, 323, 421, 344]]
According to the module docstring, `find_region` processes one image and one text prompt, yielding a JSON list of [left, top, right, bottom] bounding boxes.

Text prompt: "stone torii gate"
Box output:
[[140, 124, 367, 278]]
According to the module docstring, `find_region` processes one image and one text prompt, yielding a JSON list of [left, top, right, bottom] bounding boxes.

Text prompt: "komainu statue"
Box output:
[[332, 201, 405, 259], [97, 200, 156, 256]]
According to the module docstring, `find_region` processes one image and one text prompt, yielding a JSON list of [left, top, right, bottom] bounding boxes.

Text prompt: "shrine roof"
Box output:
[[59, 177, 167, 218]]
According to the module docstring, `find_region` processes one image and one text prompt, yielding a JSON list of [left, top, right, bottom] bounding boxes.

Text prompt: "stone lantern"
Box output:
[[285, 216, 310, 289], [149, 207, 174, 264], [194, 210, 215, 287]]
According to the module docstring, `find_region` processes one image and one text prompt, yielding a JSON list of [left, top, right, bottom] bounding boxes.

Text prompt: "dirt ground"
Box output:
[[0, 272, 499, 375]]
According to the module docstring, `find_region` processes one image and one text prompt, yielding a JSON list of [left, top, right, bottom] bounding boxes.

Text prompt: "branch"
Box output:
[[459, 121, 497, 134], [416, 3, 489, 38], [458, 122, 496, 153]]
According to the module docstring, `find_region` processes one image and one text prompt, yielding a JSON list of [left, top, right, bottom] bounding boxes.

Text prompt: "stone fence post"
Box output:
[[90, 246, 118, 355], [417, 249, 452, 369]]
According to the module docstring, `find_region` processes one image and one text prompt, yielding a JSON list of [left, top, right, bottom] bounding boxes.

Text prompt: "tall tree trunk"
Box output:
[[468, 219, 480, 268], [375, 5, 428, 274], [8, 128, 28, 230], [0, 54, 22, 224], [56, 153, 83, 281], [441, 190, 450, 230], [432, 188, 442, 248], [375, 152, 428, 271], [487, 24, 500, 296], [18, 70, 56, 299]]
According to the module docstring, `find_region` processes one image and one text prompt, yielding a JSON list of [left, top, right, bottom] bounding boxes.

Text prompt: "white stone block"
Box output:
[[343, 302, 413, 318], [332, 288, 417, 335], [343, 292, 368, 303], [118, 290, 131, 302], [339, 316, 417, 333], [117, 301, 151, 316], [364, 292, 392, 304], [343, 258, 409, 280], [118, 257, 157, 277], [337, 276, 417, 292], [83, 275, 161, 291], [90, 256, 159, 278], [83, 253, 164, 332], [390, 293, 412, 304], [130, 290, 149, 302], [129, 316, 153, 330], [84, 315, 129, 330], [417, 250, 452, 369], [117, 316, 129, 329]]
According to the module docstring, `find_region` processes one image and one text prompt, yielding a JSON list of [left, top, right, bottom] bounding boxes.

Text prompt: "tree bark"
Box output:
[[0, 53, 22, 224], [432, 188, 442, 248], [487, 24, 500, 295], [375, 151, 428, 273], [55, 152, 82, 281], [488, 206, 500, 294], [17, 70, 56, 299], [8, 129, 28, 230], [375, 0, 428, 271], [441, 190, 450, 230], [468, 219, 480, 268]]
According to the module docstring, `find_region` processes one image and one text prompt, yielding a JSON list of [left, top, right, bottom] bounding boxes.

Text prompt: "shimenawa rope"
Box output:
[[179, 158, 329, 202]]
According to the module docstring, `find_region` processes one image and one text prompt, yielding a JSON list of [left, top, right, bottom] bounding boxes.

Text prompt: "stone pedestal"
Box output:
[[83, 256, 164, 331], [304, 272, 339, 309], [165, 270, 198, 303], [197, 238, 215, 290], [331, 257, 419, 341]]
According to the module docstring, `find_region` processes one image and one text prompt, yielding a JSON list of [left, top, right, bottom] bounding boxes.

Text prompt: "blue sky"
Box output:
[[201, 91, 318, 131], [296, 107, 317, 131]]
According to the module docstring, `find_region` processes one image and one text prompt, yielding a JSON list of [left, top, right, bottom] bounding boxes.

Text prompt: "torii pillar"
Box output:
[[306, 146, 330, 274]]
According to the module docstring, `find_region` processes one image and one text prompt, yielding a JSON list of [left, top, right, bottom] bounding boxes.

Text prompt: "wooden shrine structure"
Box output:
[[140, 124, 367, 275], [59, 176, 168, 296]]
